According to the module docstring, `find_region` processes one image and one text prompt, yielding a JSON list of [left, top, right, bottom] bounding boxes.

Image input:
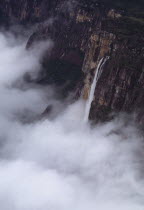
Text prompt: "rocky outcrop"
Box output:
[[1, 0, 144, 123]]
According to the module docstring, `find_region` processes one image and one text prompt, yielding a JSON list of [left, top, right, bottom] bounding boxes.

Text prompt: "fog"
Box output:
[[0, 30, 144, 210]]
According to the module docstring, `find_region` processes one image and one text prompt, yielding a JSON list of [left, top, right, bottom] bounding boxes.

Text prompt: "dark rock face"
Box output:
[[1, 0, 144, 123], [87, 16, 144, 123], [0, 0, 65, 24]]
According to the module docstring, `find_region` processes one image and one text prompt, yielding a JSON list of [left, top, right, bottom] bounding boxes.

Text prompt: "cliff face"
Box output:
[[1, 0, 144, 123], [0, 0, 63, 24], [85, 13, 144, 123]]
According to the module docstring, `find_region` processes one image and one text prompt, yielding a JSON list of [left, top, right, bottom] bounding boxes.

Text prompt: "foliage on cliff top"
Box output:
[[102, 0, 144, 9]]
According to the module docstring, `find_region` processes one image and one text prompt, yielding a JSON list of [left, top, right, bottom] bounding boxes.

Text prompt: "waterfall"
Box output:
[[84, 56, 109, 123]]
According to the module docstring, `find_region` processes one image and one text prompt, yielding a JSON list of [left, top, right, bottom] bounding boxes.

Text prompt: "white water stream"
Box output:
[[84, 56, 109, 122]]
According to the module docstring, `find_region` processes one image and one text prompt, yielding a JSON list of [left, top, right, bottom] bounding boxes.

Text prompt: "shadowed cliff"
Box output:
[[0, 0, 144, 123]]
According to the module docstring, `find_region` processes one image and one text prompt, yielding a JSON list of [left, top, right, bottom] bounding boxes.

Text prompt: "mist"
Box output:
[[0, 30, 144, 210]]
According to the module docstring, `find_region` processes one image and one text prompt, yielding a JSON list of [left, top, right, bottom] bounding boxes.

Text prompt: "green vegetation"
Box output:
[[102, 0, 144, 10], [126, 16, 144, 25]]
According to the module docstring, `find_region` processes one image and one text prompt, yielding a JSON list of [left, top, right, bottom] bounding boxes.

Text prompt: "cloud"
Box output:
[[0, 30, 143, 210]]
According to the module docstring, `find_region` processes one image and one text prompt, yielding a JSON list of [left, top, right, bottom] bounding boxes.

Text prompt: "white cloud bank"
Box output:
[[0, 30, 143, 210]]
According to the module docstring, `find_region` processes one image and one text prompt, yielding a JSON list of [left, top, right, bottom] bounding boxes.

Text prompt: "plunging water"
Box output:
[[84, 56, 109, 122]]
